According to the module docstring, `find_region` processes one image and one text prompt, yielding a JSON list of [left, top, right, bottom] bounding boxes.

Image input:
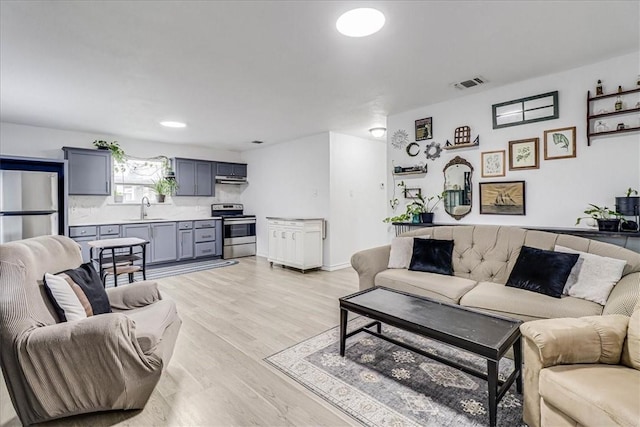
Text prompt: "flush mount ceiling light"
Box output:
[[369, 127, 386, 138], [336, 8, 385, 37], [160, 121, 187, 128]]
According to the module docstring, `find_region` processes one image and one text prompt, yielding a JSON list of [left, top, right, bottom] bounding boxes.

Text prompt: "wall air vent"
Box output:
[[452, 76, 488, 90]]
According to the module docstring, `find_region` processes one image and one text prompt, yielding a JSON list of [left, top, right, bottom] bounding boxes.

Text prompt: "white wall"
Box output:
[[387, 52, 640, 230], [0, 122, 244, 224], [328, 132, 387, 269], [241, 133, 331, 263]]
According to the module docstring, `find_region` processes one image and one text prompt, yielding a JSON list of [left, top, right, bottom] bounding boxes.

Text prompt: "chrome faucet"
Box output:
[[140, 196, 150, 220]]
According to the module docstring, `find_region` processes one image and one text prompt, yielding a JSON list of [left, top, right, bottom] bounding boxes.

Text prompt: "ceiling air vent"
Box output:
[[452, 76, 487, 90], [251, 140, 264, 144]]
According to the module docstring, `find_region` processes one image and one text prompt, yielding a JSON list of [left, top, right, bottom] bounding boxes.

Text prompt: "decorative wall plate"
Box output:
[[391, 129, 409, 149], [425, 141, 442, 160], [406, 142, 420, 157]]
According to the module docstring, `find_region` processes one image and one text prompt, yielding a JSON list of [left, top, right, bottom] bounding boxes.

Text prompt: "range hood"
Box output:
[[215, 175, 248, 185]]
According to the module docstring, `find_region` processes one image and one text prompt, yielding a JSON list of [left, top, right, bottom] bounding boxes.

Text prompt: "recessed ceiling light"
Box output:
[[369, 127, 386, 138], [160, 121, 186, 128], [336, 8, 385, 37]]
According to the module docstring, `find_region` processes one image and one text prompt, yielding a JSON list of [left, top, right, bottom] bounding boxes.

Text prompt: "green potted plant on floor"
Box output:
[[152, 178, 178, 203], [575, 204, 624, 232]]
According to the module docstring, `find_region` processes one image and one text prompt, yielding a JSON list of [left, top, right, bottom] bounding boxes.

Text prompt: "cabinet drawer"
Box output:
[[195, 241, 216, 257], [178, 221, 193, 230], [69, 226, 97, 237], [194, 220, 216, 229], [99, 225, 120, 236], [194, 228, 216, 242]]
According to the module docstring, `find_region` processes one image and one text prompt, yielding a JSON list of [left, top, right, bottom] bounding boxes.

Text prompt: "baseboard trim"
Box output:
[[321, 263, 351, 272]]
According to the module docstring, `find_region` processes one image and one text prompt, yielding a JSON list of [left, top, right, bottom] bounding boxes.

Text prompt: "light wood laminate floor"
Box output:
[[0, 256, 361, 427]]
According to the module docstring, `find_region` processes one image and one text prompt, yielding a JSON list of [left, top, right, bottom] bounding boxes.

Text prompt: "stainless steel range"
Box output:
[[211, 203, 256, 259]]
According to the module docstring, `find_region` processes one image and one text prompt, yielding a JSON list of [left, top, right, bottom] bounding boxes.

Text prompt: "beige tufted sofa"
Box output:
[[351, 225, 640, 321]]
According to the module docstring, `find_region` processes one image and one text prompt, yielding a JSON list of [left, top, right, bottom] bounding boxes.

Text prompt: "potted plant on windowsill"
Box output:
[[575, 204, 624, 232], [152, 178, 178, 203]]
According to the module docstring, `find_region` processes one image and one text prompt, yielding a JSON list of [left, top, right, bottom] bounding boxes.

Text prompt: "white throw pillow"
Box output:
[[43, 273, 87, 322], [554, 245, 627, 305], [388, 235, 430, 269]]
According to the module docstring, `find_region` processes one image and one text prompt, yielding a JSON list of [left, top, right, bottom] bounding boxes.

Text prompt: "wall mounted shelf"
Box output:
[[443, 141, 479, 150], [587, 88, 640, 146]]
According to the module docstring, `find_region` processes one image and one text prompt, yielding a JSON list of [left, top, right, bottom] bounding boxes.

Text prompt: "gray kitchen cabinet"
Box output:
[[63, 147, 111, 195], [69, 226, 98, 262], [177, 221, 194, 260], [174, 158, 214, 196], [150, 222, 177, 263], [193, 219, 217, 258], [121, 224, 152, 263], [216, 162, 247, 178]]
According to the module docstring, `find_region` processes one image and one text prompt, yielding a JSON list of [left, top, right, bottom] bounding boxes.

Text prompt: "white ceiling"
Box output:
[[1, 1, 638, 151]]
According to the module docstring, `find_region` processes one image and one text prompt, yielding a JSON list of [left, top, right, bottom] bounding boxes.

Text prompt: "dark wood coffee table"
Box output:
[[339, 286, 523, 427]]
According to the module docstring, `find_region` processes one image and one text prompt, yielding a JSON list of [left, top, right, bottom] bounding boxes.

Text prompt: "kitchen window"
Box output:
[[113, 158, 164, 203]]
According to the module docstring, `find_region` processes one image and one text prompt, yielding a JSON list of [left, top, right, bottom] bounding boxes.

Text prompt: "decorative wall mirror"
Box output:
[[443, 156, 473, 220]]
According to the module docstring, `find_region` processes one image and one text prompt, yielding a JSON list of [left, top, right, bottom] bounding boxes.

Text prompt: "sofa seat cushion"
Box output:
[[375, 269, 477, 304], [540, 364, 640, 427], [122, 298, 178, 355], [459, 281, 603, 321]]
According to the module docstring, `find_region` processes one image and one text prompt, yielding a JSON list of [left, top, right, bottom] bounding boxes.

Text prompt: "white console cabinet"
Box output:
[[266, 218, 324, 272]]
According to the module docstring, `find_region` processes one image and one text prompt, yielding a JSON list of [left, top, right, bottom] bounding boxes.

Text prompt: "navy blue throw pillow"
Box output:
[[61, 263, 112, 315], [506, 246, 579, 298], [408, 238, 454, 275]]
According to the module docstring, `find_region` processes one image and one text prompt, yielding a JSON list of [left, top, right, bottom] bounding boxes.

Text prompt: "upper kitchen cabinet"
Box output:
[[173, 158, 214, 197], [62, 147, 111, 195], [215, 162, 247, 178]]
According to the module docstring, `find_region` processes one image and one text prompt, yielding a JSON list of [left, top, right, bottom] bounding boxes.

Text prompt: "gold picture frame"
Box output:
[[509, 138, 539, 170], [544, 126, 577, 160], [479, 181, 526, 215], [481, 150, 506, 178]]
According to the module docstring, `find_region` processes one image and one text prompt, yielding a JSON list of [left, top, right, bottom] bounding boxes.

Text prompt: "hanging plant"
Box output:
[[93, 140, 126, 164]]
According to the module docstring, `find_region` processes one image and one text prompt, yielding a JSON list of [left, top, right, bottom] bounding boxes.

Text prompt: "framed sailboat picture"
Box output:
[[479, 181, 526, 215]]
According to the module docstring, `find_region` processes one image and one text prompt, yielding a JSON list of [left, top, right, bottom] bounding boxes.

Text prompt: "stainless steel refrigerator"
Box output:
[[0, 156, 68, 244]]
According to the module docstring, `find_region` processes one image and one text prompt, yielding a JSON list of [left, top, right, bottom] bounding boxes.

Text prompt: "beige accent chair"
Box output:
[[0, 235, 181, 425], [520, 300, 640, 427]]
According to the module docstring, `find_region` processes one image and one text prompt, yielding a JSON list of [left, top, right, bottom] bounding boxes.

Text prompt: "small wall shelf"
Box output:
[[392, 169, 427, 177], [587, 88, 640, 146], [443, 141, 479, 150]]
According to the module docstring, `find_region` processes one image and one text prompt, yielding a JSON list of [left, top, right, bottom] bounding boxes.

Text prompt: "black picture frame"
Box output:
[[415, 117, 433, 141], [479, 181, 526, 215]]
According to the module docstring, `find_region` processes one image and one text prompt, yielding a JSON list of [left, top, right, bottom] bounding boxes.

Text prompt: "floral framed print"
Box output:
[[479, 181, 526, 215], [509, 138, 539, 170], [481, 150, 506, 178], [544, 126, 577, 160]]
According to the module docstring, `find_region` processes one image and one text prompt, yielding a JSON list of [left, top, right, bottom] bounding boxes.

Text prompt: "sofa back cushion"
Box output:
[[400, 226, 640, 284], [0, 235, 83, 327], [621, 298, 640, 370]]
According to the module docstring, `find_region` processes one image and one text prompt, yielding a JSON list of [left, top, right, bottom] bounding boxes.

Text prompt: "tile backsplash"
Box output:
[[68, 185, 243, 225]]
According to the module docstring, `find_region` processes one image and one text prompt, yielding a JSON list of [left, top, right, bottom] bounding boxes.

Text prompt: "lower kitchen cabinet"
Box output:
[[122, 222, 176, 264], [177, 221, 194, 260], [266, 218, 323, 272]]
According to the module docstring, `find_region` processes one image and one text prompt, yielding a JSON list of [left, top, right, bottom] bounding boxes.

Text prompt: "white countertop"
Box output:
[[70, 217, 223, 226]]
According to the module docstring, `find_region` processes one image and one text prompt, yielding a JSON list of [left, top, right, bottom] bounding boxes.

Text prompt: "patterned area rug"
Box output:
[[104, 259, 238, 287], [266, 317, 524, 427]]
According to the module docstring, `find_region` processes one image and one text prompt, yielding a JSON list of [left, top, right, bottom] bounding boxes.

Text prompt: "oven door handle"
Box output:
[[224, 219, 256, 225]]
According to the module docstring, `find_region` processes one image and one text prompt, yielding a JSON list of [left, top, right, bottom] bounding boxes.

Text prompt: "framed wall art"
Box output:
[[544, 126, 577, 160], [479, 181, 526, 215], [481, 150, 506, 178], [509, 138, 539, 170], [415, 117, 433, 141]]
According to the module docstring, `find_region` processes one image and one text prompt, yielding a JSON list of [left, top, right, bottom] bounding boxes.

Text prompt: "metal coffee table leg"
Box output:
[[514, 336, 523, 393], [487, 359, 498, 427], [339, 308, 348, 356]]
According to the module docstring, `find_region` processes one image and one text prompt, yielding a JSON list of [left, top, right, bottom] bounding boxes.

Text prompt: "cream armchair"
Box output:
[[0, 235, 181, 425], [520, 302, 640, 427]]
